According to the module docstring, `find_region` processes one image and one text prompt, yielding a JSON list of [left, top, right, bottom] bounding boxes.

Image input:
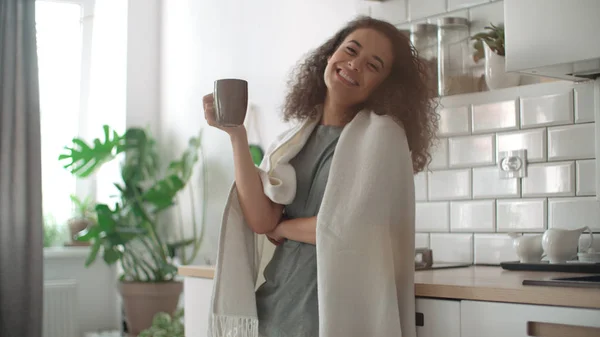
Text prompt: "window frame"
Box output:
[[37, 0, 98, 220]]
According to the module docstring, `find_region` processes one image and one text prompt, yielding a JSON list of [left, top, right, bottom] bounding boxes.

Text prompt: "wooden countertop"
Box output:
[[178, 265, 600, 309], [414, 266, 599, 309], [178, 265, 215, 279]]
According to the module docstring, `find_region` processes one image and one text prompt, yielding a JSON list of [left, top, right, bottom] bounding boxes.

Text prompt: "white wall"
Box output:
[[44, 248, 120, 334], [160, 0, 369, 263]]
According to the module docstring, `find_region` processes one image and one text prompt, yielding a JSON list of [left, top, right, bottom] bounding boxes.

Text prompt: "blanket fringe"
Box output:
[[210, 315, 259, 337]]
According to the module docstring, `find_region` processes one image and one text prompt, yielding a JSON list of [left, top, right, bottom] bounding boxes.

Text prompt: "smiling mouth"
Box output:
[[336, 68, 359, 86]]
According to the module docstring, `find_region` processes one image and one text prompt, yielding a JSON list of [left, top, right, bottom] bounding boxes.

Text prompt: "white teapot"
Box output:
[[508, 233, 544, 263], [542, 226, 594, 264]]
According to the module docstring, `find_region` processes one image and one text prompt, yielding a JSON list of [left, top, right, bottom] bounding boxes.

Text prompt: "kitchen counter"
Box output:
[[179, 265, 215, 279], [414, 265, 600, 309], [178, 265, 600, 309]]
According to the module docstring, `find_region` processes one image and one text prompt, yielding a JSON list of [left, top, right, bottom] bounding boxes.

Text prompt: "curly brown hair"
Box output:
[[282, 16, 439, 173]]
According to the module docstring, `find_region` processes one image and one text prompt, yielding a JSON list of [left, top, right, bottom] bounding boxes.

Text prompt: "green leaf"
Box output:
[[95, 204, 117, 233], [85, 239, 102, 267], [159, 261, 178, 278], [121, 128, 160, 184], [103, 246, 122, 264], [167, 238, 196, 258], [142, 175, 185, 213], [75, 225, 101, 242], [249, 144, 264, 166], [59, 125, 123, 178], [168, 131, 203, 183]]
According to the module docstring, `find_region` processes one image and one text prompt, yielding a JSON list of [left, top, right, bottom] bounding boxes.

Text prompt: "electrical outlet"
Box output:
[[498, 149, 527, 179]]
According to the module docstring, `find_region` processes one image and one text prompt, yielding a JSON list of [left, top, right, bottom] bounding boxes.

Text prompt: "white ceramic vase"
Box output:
[[483, 42, 521, 90]]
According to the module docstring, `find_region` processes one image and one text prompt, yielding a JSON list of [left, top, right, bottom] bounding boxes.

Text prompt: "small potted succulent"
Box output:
[[66, 194, 96, 246], [471, 23, 520, 90]]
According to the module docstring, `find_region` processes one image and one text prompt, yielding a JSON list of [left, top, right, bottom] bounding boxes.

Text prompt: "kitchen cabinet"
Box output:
[[416, 298, 461, 337], [184, 277, 214, 337], [460, 300, 600, 337]]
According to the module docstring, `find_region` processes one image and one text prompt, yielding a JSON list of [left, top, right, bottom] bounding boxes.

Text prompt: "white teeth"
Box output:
[[339, 69, 358, 86]]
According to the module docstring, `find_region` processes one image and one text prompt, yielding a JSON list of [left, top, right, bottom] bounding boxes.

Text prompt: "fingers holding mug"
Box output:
[[203, 93, 217, 126]]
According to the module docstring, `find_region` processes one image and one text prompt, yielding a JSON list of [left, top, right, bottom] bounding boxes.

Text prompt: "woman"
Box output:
[[204, 16, 437, 337]]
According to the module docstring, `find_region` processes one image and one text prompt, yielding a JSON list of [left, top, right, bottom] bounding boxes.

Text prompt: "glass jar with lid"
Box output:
[[411, 23, 439, 95], [437, 17, 475, 96]]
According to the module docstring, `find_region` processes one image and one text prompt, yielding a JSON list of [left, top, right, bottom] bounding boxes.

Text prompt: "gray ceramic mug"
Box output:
[[213, 79, 248, 127]]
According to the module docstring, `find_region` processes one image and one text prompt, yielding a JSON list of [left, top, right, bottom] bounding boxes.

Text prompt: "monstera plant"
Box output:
[[59, 125, 207, 335]]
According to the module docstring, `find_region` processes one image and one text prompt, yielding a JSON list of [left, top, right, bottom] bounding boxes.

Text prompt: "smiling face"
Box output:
[[324, 28, 394, 107]]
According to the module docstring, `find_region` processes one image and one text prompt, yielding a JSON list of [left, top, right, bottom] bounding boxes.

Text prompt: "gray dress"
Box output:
[[255, 124, 343, 337]]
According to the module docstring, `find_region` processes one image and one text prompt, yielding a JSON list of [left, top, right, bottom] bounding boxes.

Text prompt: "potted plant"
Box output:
[[471, 23, 520, 90], [138, 309, 185, 337], [58, 125, 207, 336], [44, 214, 64, 247], [66, 194, 96, 246]]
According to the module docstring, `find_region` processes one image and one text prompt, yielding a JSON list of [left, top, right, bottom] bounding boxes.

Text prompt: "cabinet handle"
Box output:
[[415, 312, 424, 327], [527, 321, 600, 337]]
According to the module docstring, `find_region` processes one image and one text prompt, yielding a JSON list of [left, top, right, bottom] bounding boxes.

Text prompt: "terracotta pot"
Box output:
[[119, 281, 183, 336], [67, 218, 93, 246]]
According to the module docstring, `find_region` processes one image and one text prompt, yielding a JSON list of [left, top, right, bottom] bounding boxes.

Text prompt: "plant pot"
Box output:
[[67, 218, 93, 246], [483, 42, 521, 90], [119, 281, 183, 336]]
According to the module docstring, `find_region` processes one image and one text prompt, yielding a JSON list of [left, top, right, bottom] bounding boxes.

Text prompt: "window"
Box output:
[[37, 0, 127, 246], [36, 1, 84, 244]]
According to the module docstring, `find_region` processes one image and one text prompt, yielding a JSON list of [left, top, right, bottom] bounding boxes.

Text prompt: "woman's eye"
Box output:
[[345, 47, 356, 55], [368, 63, 379, 72]]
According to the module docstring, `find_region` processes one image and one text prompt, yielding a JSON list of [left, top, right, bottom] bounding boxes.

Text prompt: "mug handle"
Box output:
[[581, 226, 594, 252]]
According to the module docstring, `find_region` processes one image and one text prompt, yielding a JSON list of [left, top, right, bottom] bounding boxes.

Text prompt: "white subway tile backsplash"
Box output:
[[522, 162, 575, 197], [416, 202, 450, 232], [427, 9, 469, 25], [496, 128, 547, 163], [472, 166, 520, 199], [576, 160, 596, 196], [370, 1, 408, 24], [429, 138, 449, 169], [448, 0, 488, 11], [496, 198, 547, 232], [575, 82, 596, 123], [471, 100, 519, 134], [430, 233, 474, 263], [416, 233, 430, 248], [428, 169, 472, 200], [415, 172, 428, 201], [450, 200, 495, 232], [520, 91, 574, 128], [438, 106, 471, 137], [395, 2, 600, 266], [468, 1, 504, 34], [474, 234, 519, 265], [409, 0, 446, 20], [548, 124, 595, 161], [548, 197, 600, 231], [449, 134, 495, 167]]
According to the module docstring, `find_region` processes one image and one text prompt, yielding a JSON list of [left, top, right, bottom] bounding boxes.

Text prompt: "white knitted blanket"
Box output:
[[208, 110, 416, 337]]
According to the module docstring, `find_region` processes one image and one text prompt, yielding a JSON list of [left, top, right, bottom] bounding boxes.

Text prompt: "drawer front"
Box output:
[[461, 300, 600, 337], [416, 298, 461, 337]]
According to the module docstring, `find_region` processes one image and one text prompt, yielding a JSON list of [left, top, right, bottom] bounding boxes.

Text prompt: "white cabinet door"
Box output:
[[184, 277, 214, 337], [461, 300, 600, 337], [416, 298, 461, 337]]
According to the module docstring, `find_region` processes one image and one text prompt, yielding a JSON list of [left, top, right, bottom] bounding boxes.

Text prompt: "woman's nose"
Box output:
[[347, 59, 362, 72]]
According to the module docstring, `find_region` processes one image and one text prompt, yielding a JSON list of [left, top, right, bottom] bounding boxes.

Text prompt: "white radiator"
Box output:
[[43, 279, 78, 337]]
